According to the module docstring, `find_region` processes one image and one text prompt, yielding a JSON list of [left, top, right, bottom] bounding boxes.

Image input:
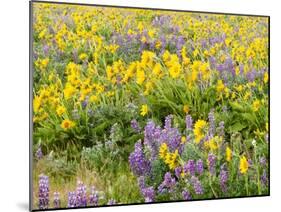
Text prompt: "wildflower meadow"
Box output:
[[32, 2, 269, 210]]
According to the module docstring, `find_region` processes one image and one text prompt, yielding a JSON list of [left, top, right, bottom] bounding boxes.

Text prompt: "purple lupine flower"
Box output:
[[261, 169, 268, 186], [81, 97, 88, 109], [141, 186, 155, 202], [246, 69, 257, 82], [191, 176, 204, 195], [144, 121, 161, 160], [163, 172, 176, 188], [184, 160, 196, 176], [89, 187, 99, 206], [182, 189, 192, 200], [159, 126, 182, 153], [76, 181, 87, 207], [196, 159, 204, 175], [53, 192, 60, 208], [43, 45, 49, 56], [219, 165, 228, 193], [185, 114, 193, 130], [164, 114, 173, 129], [218, 121, 225, 138], [36, 146, 43, 160], [259, 157, 267, 168], [138, 176, 146, 190], [107, 199, 116, 205], [129, 140, 151, 176], [208, 153, 217, 176], [68, 192, 76, 208], [131, 119, 141, 133], [175, 166, 182, 179], [158, 172, 176, 193], [38, 174, 49, 209], [208, 109, 215, 136]]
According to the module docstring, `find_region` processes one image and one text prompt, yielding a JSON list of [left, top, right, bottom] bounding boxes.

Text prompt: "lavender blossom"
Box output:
[[182, 189, 192, 200], [107, 199, 116, 205], [131, 119, 141, 133], [129, 140, 151, 176], [196, 159, 204, 175], [36, 146, 43, 160], [68, 192, 76, 208], [141, 186, 155, 202], [218, 121, 225, 138], [38, 174, 49, 209], [175, 166, 182, 179], [158, 172, 176, 193], [208, 153, 217, 176], [261, 169, 268, 186], [191, 176, 204, 195], [219, 165, 228, 193], [184, 160, 196, 176], [53, 192, 60, 208], [89, 186, 99, 206], [164, 114, 173, 129], [76, 181, 87, 207]]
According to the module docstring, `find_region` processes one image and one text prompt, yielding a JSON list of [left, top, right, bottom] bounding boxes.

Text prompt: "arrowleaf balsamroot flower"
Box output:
[[140, 104, 148, 116], [239, 155, 249, 174], [226, 146, 232, 162], [194, 120, 207, 143], [61, 119, 75, 130], [56, 105, 66, 116]]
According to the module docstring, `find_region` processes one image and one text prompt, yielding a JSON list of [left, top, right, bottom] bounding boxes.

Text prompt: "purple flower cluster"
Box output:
[[53, 192, 60, 208], [144, 116, 183, 159], [129, 140, 151, 177], [76, 181, 87, 207], [184, 160, 196, 176], [175, 166, 182, 179], [131, 119, 141, 133], [141, 186, 155, 202], [36, 146, 43, 160], [261, 169, 268, 186], [38, 175, 49, 209], [182, 189, 192, 200], [208, 153, 217, 176], [196, 159, 204, 175], [191, 176, 204, 195], [68, 192, 76, 208], [158, 172, 177, 194], [89, 187, 99, 206], [107, 199, 117, 205], [219, 165, 228, 193]]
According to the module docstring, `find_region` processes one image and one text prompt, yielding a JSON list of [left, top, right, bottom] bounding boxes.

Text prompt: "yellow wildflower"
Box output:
[[140, 104, 148, 116], [226, 146, 232, 162], [216, 80, 225, 92], [79, 53, 88, 61], [61, 119, 75, 130], [252, 100, 261, 112], [183, 105, 189, 114], [56, 105, 66, 116], [159, 143, 168, 159], [239, 155, 249, 174], [193, 120, 207, 144]]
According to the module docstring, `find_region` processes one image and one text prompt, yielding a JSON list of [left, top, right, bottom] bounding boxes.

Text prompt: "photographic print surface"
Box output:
[[31, 1, 269, 210]]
